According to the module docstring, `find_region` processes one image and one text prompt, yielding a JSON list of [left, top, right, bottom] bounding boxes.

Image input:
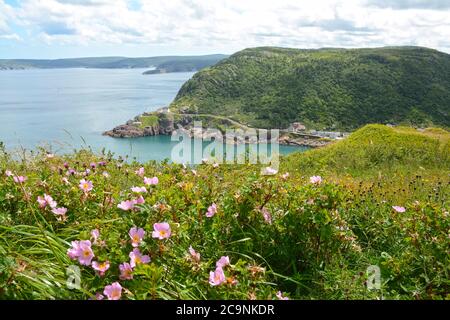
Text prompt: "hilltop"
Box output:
[[170, 46, 450, 130], [283, 124, 450, 176]]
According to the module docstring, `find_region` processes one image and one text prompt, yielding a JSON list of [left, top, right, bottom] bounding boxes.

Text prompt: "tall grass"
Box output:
[[0, 125, 449, 300]]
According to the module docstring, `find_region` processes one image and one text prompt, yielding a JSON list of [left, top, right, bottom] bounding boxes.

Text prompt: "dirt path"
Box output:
[[171, 112, 253, 130]]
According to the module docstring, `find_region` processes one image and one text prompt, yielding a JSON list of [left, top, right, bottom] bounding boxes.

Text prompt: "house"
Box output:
[[310, 130, 346, 139], [288, 122, 306, 133]]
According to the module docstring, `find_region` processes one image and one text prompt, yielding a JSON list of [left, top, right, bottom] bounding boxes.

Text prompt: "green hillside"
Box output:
[[171, 46, 450, 130], [283, 124, 450, 176]]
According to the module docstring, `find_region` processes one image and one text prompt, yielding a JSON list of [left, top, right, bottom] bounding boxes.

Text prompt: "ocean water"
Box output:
[[0, 68, 306, 162]]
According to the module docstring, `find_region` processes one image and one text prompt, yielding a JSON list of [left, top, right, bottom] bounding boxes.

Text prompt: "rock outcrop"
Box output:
[[279, 135, 332, 148], [103, 112, 175, 138], [104, 109, 335, 148]]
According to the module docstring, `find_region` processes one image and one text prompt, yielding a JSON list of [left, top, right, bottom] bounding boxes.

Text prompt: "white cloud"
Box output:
[[0, 1, 22, 42], [54, 0, 111, 5], [366, 0, 450, 10], [0, 33, 21, 41], [3, 0, 450, 53], [0, 1, 13, 32]]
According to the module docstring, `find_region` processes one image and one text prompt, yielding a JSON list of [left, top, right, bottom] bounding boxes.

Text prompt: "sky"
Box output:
[[0, 0, 449, 59]]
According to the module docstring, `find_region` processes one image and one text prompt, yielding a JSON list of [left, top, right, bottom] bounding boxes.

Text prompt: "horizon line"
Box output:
[[1, 45, 448, 61]]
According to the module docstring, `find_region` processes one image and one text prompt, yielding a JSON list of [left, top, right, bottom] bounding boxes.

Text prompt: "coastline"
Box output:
[[103, 108, 336, 148]]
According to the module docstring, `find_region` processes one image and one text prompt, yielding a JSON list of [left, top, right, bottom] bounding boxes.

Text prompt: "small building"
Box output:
[[288, 122, 306, 133], [313, 131, 345, 139]]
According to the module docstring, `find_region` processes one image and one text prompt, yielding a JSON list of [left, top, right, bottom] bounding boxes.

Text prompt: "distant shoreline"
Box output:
[[0, 54, 228, 72]]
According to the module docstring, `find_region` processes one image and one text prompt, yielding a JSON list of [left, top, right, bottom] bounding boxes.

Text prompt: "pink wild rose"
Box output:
[[263, 167, 278, 175], [91, 229, 100, 242], [13, 176, 27, 183], [276, 291, 289, 300], [261, 207, 272, 224], [188, 246, 201, 262], [79, 179, 93, 193], [206, 203, 217, 218], [117, 200, 135, 211], [133, 195, 145, 205], [209, 267, 226, 286], [37, 194, 57, 209], [129, 248, 151, 268], [392, 206, 406, 213], [131, 186, 147, 193], [152, 222, 171, 240], [103, 282, 122, 300], [144, 176, 159, 186], [119, 262, 133, 280], [92, 261, 110, 276], [281, 172, 290, 180], [216, 256, 230, 268], [92, 293, 104, 300], [51, 207, 67, 216], [129, 227, 145, 247], [135, 167, 145, 177], [77, 240, 95, 266], [310, 175, 322, 184], [67, 241, 80, 260]]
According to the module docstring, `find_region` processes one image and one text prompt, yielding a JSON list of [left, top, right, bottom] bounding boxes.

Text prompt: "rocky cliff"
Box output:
[[103, 112, 175, 138]]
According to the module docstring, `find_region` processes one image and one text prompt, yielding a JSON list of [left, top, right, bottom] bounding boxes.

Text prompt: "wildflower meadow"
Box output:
[[0, 125, 449, 300]]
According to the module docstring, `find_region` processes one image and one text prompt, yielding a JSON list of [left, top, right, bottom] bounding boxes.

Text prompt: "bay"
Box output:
[[0, 68, 306, 162]]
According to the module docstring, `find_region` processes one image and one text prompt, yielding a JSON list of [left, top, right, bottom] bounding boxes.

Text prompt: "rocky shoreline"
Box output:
[[103, 111, 333, 148], [103, 110, 190, 138]]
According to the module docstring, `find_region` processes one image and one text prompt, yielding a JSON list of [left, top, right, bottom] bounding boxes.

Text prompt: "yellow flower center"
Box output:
[[83, 250, 90, 257], [111, 290, 120, 299]]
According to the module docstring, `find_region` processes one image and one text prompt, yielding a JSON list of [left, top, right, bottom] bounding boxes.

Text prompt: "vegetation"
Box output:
[[283, 125, 450, 177], [0, 55, 228, 71], [138, 115, 159, 129], [171, 46, 450, 130], [0, 125, 449, 300], [143, 58, 230, 75]]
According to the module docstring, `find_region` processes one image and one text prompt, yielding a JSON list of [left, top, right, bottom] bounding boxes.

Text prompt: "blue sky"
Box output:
[[0, 0, 449, 59]]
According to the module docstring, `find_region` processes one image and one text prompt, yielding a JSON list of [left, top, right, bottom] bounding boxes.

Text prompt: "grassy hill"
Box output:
[[171, 46, 450, 130], [0, 125, 449, 299], [283, 124, 450, 176]]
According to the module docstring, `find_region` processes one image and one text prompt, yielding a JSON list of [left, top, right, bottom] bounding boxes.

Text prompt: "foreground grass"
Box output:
[[0, 125, 449, 300]]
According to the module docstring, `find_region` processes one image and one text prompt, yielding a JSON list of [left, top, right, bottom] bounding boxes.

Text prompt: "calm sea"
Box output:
[[0, 68, 306, 162]]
